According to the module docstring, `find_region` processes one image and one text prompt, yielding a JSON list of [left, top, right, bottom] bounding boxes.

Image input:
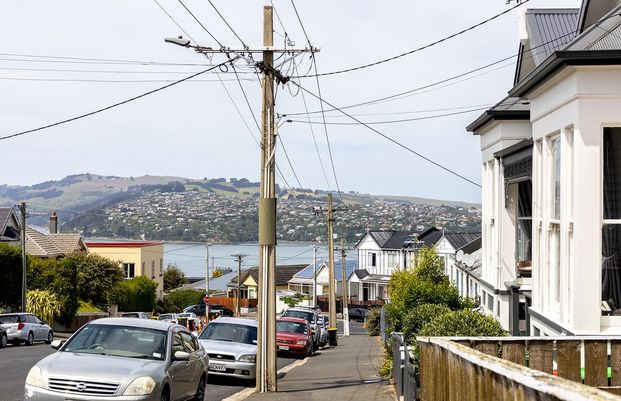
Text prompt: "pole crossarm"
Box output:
[[193, 45, 320, 53]]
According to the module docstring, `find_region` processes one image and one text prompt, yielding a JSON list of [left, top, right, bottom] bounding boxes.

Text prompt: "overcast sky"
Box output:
[[0, 0, 580, 204]]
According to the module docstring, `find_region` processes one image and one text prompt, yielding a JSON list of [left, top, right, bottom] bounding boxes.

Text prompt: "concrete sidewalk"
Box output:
[[243, 334, 394, 401]]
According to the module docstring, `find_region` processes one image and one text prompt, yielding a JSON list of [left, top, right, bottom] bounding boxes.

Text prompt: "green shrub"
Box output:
[[418, 309, 506, 337], [28, 257, 78, 325], [109, 276, 157, 312], [0, 243, 22, 310], [165, 289, 204, 311], [163, 265, 186, 292], [402, 303, 451, 343], [366, 307, 381, 336], [154, 298, 181, 314], [68, 252, 123, 309]]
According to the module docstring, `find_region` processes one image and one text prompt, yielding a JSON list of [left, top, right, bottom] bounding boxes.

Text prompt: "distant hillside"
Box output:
[[0, 173, 481, 241]]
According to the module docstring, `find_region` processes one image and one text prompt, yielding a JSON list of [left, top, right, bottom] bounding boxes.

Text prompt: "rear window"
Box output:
[[199, 322, 257, 345], [282, 310, 314, 323], [121, 313, 140, 318], [0, 315, 19, 324]]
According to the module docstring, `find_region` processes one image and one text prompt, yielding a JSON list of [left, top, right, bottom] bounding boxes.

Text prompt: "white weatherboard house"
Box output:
[[468, 1, 621, 335]]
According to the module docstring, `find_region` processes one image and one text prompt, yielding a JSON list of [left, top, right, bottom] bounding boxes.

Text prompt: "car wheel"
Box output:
[[25, 332, 34, 346], [307, 341, 314, 356], [0, 333, 7, 348], [192, 375, 206, 401], [160, 386, 170, 401], [45, 331, 53, 344]]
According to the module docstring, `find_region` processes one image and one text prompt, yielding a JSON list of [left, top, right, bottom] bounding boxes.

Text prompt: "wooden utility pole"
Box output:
[[327, 194, 336, 332], [257, 5, 278, 392], [19, 202, 27, 313], [312, 245, 317, 307], [232, 253, 247, 317], [205, 243, 210, 320], [164, 9, 318, 392], [339, 239, 350, 336]]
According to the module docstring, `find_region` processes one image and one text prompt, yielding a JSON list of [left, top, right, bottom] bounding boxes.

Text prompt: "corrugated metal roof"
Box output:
[[526, 9, 579, 66], [290, 259, 358, 281], [444, 233, 481, 251], [585, 22, 621, 50], [369, 231, 394, 248], [383, 230, 417, 249]]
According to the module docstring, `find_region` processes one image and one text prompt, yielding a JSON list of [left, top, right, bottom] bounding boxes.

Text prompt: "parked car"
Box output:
[[197, 317, 257, 380], [0, 313, 53, 346], [119, 312, 150, 319], [281, 307, 320, 349], [157, 313, 179, 324], [0, 323, 7, 348], [177, 312, 199, 332], [184, 304, 234, 318], [276, 317, 314, 357], [348, 308, 370, 322], [24, 317, 209, 401]]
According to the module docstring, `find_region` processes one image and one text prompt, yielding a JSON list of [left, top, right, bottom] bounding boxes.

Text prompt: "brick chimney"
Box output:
[[49, 211, 58, 234]]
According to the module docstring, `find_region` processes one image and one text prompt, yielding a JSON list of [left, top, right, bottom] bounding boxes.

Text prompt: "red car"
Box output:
[[276, 317, 314, 357]]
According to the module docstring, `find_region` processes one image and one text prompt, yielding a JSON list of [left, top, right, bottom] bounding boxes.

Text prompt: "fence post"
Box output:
[[380, 307, 386, 343], [392, 332, 405, 400]]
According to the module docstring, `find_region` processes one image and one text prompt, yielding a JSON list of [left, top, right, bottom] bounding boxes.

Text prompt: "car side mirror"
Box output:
[[174, 351, 191, 361], [51, 340, 65, 350]]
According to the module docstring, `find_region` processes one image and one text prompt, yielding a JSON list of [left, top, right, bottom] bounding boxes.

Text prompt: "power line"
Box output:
[[0, 53, 211, 66], [0, 76, 257, 83], [0, 59, 236, 142], [178, 0, 223, 48], [292, 0, 530, 78], [287, 106, 489, 126], [291, 80, 481, 188], [207, 0, 247, 47]]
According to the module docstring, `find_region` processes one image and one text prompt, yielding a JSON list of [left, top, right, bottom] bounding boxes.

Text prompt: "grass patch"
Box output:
[[78, 299, 105, 313]]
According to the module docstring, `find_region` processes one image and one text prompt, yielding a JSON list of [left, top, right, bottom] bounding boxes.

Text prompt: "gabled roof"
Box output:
[[185, 270, 236, 292], [0, 207, 20, 241], [458, 237, 482, 255], [290, 259, 359, 282], [417, 227, 443, 248], [48, 234, 87, 254], [525, 9, 580, 67], [369, 231, 395, 248], [357, 230, 417, 250], [444, 233, 481, 251], [466, 96, 531, 133], [229, 264, 308, 287], [25, 227, 63, 258]]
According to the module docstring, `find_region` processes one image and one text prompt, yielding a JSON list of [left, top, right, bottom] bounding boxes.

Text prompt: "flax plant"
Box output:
[[26, 289, 61, 324]]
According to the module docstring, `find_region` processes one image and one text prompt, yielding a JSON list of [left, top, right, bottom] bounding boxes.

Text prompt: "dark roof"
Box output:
[[369, 231, 395, 248], [354, 269, 369, 279], [458, 237, 482, 254], [418, 227, 442, 248], [358, 230, 417, 250], [525, 9, 580, 66], [0, 207, 20, 240], [510, 4, 621, 98], [444, 233, 481, 251], [493, 138, 533, 159], [466, 96, 531, 133]]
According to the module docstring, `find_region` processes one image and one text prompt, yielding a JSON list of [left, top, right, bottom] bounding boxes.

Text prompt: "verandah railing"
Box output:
[[417, 336, 621, 401]]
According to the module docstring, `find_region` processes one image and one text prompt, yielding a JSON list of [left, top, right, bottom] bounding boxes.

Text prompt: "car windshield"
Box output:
[[277, 321, 307, 334], [63, 324, 167, 360], [159, 314, 175, 320], [0, 315, 19, 324], [283, 310, 314, 324], [199, 322, 257, 345]]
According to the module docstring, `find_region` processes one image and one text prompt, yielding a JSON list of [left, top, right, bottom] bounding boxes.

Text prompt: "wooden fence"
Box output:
[[418, 336, 621, 401], [208, 296, 257, 311]]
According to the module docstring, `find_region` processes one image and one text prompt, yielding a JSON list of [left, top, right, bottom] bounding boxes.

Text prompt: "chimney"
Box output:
[[49, 211, 58, 234]]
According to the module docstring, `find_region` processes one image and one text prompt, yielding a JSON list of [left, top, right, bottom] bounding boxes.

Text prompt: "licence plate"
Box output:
[[209, 363, 227, 372], [278, 345, 289, 351]]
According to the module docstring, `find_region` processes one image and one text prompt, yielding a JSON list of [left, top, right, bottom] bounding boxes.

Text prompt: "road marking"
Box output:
[[221, 358, 308, 401]]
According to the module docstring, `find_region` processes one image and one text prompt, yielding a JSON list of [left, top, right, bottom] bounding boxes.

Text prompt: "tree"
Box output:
[[0, 243, 22, 311], [28, 257, 78, 325], [166, 289, 203, 311], [27, 289, 61, 324], [109, 276, 157, 312], [212, 269, 224, 279], [67, 252, 123, 308], [163, 265, 186, 292]]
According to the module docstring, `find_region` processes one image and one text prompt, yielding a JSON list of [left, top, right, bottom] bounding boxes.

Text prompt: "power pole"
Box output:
[[205, 243, 210, 321], [338, 239, 350, 336], [164, 7, 318, 392], [312, 245, 317, 307], [327, 194, 336, 333], [19, 202, 27, 313], [232, 253, 247, 317]]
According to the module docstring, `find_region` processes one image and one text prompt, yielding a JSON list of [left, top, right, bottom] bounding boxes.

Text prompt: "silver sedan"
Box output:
[[24, 318, 209, 401]]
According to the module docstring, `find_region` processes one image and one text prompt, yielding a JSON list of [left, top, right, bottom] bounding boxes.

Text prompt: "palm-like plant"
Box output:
[[27, 289, 61, 324]]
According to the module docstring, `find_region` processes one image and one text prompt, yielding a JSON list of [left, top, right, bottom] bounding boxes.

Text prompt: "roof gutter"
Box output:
[[509, 50, 621, 98]]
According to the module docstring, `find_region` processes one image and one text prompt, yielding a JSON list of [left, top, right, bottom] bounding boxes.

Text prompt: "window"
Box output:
[[151, 261, 155, 278], [142, 262, 145, 276], [159, 259, 163, 276], [549, 136, 561, 303], [123, 263, 135, 279], [368, 253, 377, 267], [602, 128, 621, 313], [517, 181, 532, 278]]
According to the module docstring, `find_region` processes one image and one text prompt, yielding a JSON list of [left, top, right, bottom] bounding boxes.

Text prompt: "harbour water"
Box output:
[[164, 242, 357, 277]]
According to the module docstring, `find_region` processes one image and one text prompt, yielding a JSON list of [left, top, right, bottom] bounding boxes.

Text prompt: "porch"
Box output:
[[417, 336, 621, 400]]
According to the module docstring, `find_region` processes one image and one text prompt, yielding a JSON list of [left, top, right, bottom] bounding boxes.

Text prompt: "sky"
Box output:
[[0, 0, 580, 204]]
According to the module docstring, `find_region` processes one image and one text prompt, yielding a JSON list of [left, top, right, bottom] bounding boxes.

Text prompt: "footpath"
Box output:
[[240, 333, 394, 401]]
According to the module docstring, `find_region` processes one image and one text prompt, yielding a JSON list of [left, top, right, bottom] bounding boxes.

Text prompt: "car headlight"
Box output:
[[296, 340, 307, 345], [123, 376, 156, 396], [25, 366, 44, 388], [238, 354, 256, 363]]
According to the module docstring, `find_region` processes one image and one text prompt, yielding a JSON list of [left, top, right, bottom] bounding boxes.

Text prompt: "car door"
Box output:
[[180, 331, 203, 386], [32, 315, 46, 341], [168, 331, 192, 400]]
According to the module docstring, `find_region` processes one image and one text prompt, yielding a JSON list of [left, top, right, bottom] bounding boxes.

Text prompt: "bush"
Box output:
[[27, 289, 61, 324], [154, 298, 181, 314], [418, 309, 506, 337], [68, 252, 123, 308], [166, 289, 204, 311], [0, 243, 22, 310], [109, 276, 157, 312], [366, 307, 381, 336], [28, 257, 78, 325], [163, 265, 186, 292], [402, 303, 451, 343]]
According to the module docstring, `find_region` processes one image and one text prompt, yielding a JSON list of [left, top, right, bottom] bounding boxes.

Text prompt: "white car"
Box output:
[[0, 313, 53, 346]]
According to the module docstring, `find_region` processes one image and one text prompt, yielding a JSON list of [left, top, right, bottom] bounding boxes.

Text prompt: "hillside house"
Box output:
[[0, 207, 20, 245]]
